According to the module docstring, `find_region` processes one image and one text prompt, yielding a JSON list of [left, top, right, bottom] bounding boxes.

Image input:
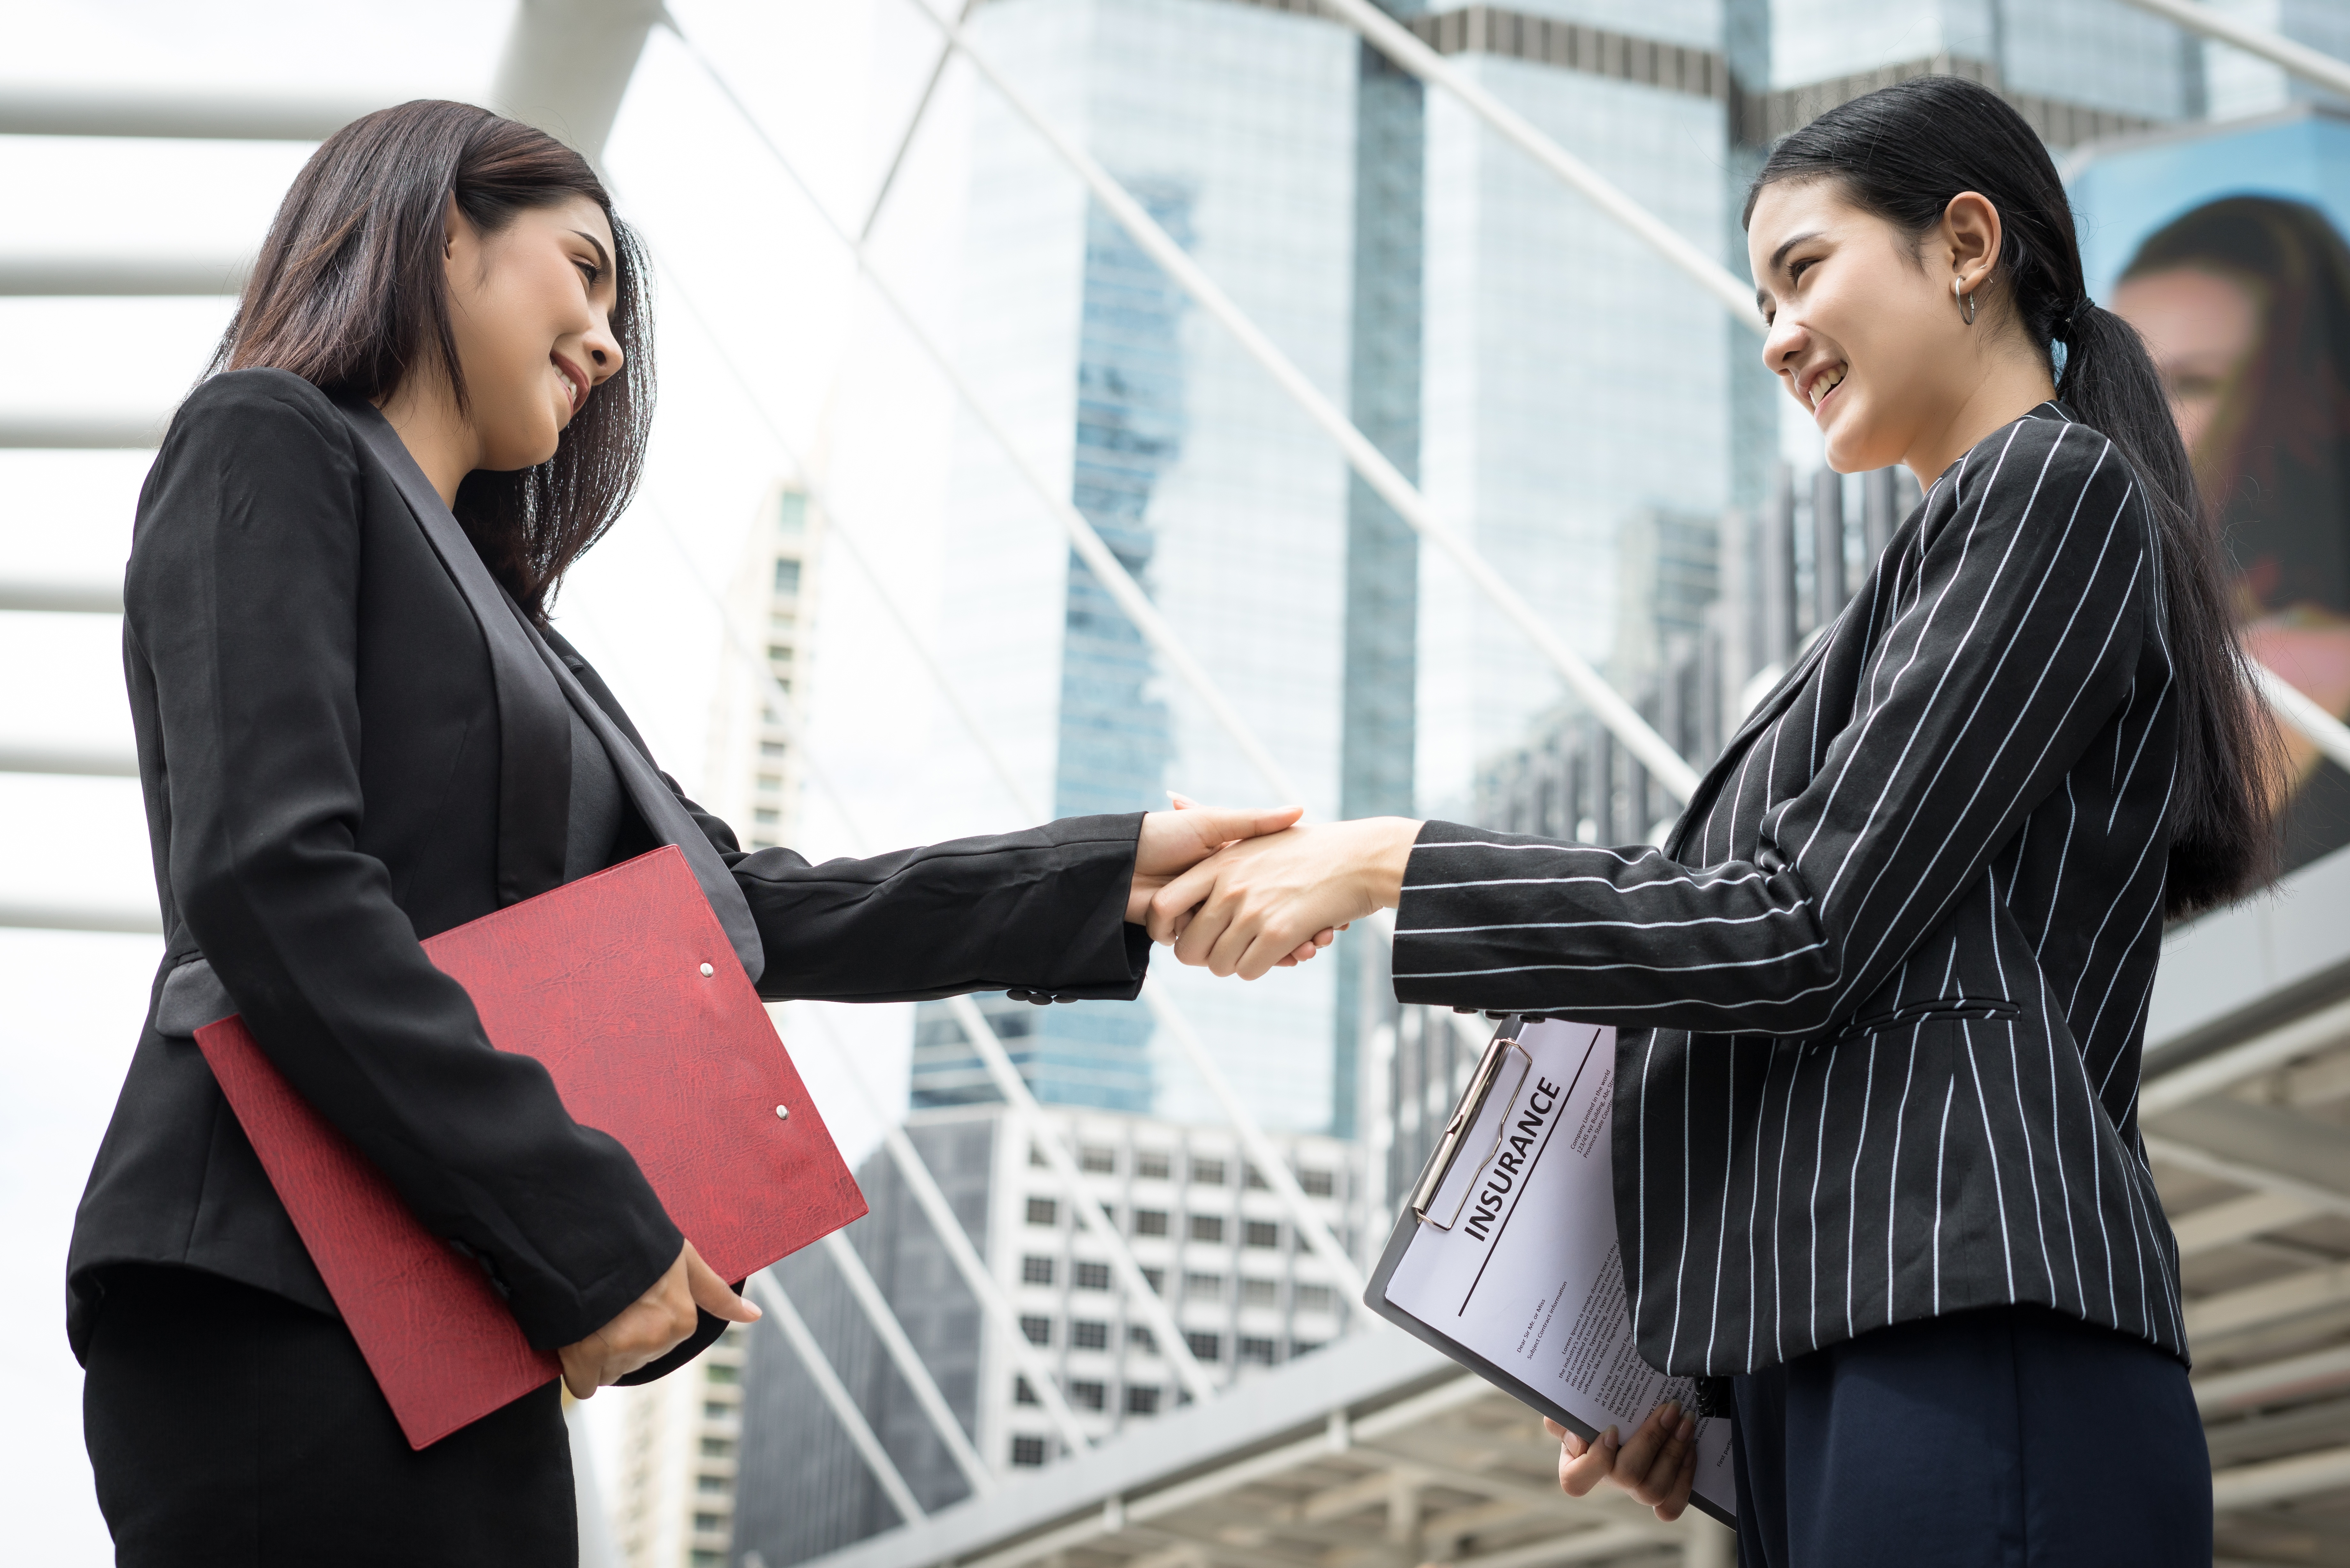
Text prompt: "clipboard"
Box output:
[[1362, 1016, 1737, 1526]]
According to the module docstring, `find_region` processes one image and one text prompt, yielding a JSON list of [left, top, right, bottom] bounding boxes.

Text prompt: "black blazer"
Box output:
[[68, 369, 1150, 1362], [1394, 405, 2188, 1375]]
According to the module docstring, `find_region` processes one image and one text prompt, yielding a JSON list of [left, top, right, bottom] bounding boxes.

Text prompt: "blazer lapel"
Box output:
[[340, 400, 570, 908]]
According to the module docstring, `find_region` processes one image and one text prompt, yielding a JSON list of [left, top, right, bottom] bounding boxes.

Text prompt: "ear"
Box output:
[[1941, 191, 2003, 298]]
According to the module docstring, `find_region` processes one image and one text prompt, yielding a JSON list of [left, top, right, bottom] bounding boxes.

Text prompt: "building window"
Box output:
[[752, 808, 780, 825], [1141, 1266, 1165, 1294], [766, 644, 794, 665], [1241, 1278, 1279, 1308], [705, 1363, 740, 1384], [773, 558, 802, 595], [777, 491, 807, 534], [704, 1401, 732, 1419], [1300, 1169, 1335, 1197], [1020, 1315, 1053, 1346], [697, 1475, 730, 1494], [1128, 1325, 1156, 1353], [1245, 1165, 1270, 1190], [1133, 1209, 1169, 1237], [1022, 1255, 1056, 1285], [1295, 1284, 1334, 1315], [1070, 1379, 1107, 1410], [1074, 1261, 1111, 1291], [1189, 1215, 1224, 1244], [1191, 1157, 1226, 1186], [1080, 1145, 1117, 1173], [1291, 1340, 1326, 1358], [1072, 1320, 1110, 1350], [1239, 1336, 1278, 1366], [1137, 1151, 1171, 1180], [699, 1438, 734, 1458], [1031, 1144, 1050, 1168], [755, 772, 783, 793], [694, 1513, 726, 1533], [759, 741, 786, 758], [1184, 1271, 1224, 1300], [1125, 1384, 1161, 1415], [1014, 1376, 1039, 1405], [1185, 1331, 1222, 1362], [1011, 1436, 1048, 1467], [693, 1553, 724, 1568], [1027, 1197, 1058, 1226], [1244, 1220, 1280, 1249]]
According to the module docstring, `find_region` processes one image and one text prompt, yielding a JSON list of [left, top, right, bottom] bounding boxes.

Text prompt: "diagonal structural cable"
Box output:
[[648, 258, 1366, 1295], [647, 503, 1223, 1404], [662, 15, 1308, 808], [1313, 0, 2350, 775], [868, 0, 1705, 802], [796, 1003, 1096, 1453], [747, 1270, 926, 1522], [858, 0, 984, 243], [2108, 0, 2350, 99]]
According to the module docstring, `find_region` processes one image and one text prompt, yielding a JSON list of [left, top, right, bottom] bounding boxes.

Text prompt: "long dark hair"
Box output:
[[1745, 75, 2277, 916], [2123, 196, 2350, 620], [209, 99, 653, 620]]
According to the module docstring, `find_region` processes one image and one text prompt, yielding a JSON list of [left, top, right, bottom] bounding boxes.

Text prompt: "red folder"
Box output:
[[195, 845, 866, 1449]]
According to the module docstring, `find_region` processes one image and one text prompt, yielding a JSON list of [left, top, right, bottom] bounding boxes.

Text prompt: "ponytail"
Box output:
[[1745, 76, 2278, 915]]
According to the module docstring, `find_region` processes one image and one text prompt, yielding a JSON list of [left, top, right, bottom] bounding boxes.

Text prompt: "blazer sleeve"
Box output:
[[540, 630, 1152, 1005], [131, 372, 680, 1351], [1392, 419, 2152, 1034]]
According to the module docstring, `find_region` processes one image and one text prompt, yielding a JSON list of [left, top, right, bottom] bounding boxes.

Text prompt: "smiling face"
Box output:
[[2110, 265, 2262, 460], [442, 194, 625, 471], [1747, 178, 2015, 477]]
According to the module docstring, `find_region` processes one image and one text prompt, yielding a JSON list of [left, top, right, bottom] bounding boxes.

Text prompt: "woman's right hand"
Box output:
[[1544, 1401, 1699, 1522], [558, 1239, 761, 1398]]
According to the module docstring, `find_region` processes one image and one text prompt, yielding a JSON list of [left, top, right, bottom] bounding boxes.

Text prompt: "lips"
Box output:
[[1806, 363, 1846, 411], [551, 353, 587, 417]]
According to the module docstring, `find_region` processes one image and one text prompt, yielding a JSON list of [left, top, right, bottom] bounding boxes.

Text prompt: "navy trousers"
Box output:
[[1731, 1305, 2210, 1567]]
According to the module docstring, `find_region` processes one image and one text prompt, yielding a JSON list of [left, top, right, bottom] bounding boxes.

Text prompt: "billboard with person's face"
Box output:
[[2074, 112, 2350, 876]]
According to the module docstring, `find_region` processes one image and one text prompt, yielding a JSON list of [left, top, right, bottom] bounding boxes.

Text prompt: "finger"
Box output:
[[1168, 792, 1201, 810], [1172, 891, 1241, 970], [685, 1248, 762, 1323], [559, 1345, 600, 1400], [1313, 927, 1337, 948], [1558, 1426, 1618, 1496], [1613, 1400, 1678, 1485], [1181, 806, 1302, 847], [1627, 1410, 1695, 1504], [1540, 1417, 1567, 1442], [1148, 862, 1222, 945], [1651, 1445, 1698, 1523]]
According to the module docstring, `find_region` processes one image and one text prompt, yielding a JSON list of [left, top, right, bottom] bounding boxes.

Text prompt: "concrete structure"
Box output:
[[732, 1103, 1368, 1568]]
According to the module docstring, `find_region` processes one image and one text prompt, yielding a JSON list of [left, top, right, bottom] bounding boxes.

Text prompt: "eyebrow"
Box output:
[[570, 229, 613, 280], [1755, 229, 1827, 309]]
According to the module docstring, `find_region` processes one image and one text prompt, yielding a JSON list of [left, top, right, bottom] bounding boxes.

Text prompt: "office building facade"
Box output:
[[703, 483, 823, 853]]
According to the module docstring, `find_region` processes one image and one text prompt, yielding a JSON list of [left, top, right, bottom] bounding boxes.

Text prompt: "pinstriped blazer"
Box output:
[[1392, 403, 2190, 1375]]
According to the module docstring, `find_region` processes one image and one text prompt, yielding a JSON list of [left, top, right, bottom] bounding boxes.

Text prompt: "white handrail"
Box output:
[[2111, 0, 2350, 99]]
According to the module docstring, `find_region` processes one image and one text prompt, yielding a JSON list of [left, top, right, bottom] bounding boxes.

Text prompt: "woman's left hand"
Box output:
[[1145, 816, 1421, 979], [1543, 1405, 1699, 1523]]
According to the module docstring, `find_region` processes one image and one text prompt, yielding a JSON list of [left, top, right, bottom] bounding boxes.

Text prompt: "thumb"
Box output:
[[687, 1249, 763, 1323], [1186, 804, 1302, 844]]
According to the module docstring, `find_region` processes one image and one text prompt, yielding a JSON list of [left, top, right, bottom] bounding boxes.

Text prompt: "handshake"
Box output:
[[1125, 800, 1424, 979]]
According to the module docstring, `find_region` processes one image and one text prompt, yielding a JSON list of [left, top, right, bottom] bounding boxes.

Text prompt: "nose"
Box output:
[[583, 315, 624, 383], [1762, 310, 1807, 384]]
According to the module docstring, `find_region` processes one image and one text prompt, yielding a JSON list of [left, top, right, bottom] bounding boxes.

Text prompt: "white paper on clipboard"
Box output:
[[1379, 1019, 1737, 1521]]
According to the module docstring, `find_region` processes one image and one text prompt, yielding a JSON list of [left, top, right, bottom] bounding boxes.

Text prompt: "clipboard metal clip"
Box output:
[[1408, 1014, 1535, 1230]]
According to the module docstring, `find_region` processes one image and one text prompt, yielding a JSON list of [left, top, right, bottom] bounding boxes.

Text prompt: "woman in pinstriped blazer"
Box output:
[[1146, 79, 2277, 1567]]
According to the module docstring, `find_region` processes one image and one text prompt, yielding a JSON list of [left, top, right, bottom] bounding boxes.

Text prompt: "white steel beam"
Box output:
[[2211, 1442, 2350, 1511], [2144, 1134, 2350, 1223], [0, 901, 162, 935], [491, 0, 665, 162], [2253, 661, 2350, 775], [0, 413, 166, 449], [819, 1230, 995, 1494], [2184, 1259, 2350, 1341], [2196, 1343, 2350, 1417], [2143, 995, 2350, 1116], [0, 256, 247, 297], [746, 1269, 927, 1523], [0, 88, 374, 140], [0, 744, 138, 778], [891, 0, 1702, 803], [0, 580, 122, 614], [2173, 1190, 2325, 1257], [2111, 0, 2350, 101]]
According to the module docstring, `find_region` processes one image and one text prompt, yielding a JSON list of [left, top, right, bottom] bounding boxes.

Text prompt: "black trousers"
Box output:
[[82, 1265, 576, 1567], [1731, 1304, 2210, 1567]]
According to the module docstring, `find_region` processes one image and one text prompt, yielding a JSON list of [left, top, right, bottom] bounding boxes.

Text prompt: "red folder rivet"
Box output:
[[700, 962, 715, 977], [775, 1104, 790, 1120]]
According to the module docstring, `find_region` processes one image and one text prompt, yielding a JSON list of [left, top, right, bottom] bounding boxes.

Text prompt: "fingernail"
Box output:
[[1601, 1426, 1618, 1446], [1659, 1399, 1680, 1421]]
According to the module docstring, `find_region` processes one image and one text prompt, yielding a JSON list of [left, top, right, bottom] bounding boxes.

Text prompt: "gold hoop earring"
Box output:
[[1954, 278, 1977, 326]]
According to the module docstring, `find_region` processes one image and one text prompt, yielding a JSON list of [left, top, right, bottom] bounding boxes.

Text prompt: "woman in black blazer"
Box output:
[[69, 101, 1318, 1565], [1144, 80, 2275, 1567]]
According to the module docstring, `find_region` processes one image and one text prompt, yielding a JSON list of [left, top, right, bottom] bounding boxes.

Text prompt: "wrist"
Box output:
[[1359, 817, 1422, 910]]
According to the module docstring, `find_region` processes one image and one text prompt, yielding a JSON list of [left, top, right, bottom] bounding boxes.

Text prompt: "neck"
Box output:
[[1903, 345, 2059, 486], [375, 373, 478, 507]]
